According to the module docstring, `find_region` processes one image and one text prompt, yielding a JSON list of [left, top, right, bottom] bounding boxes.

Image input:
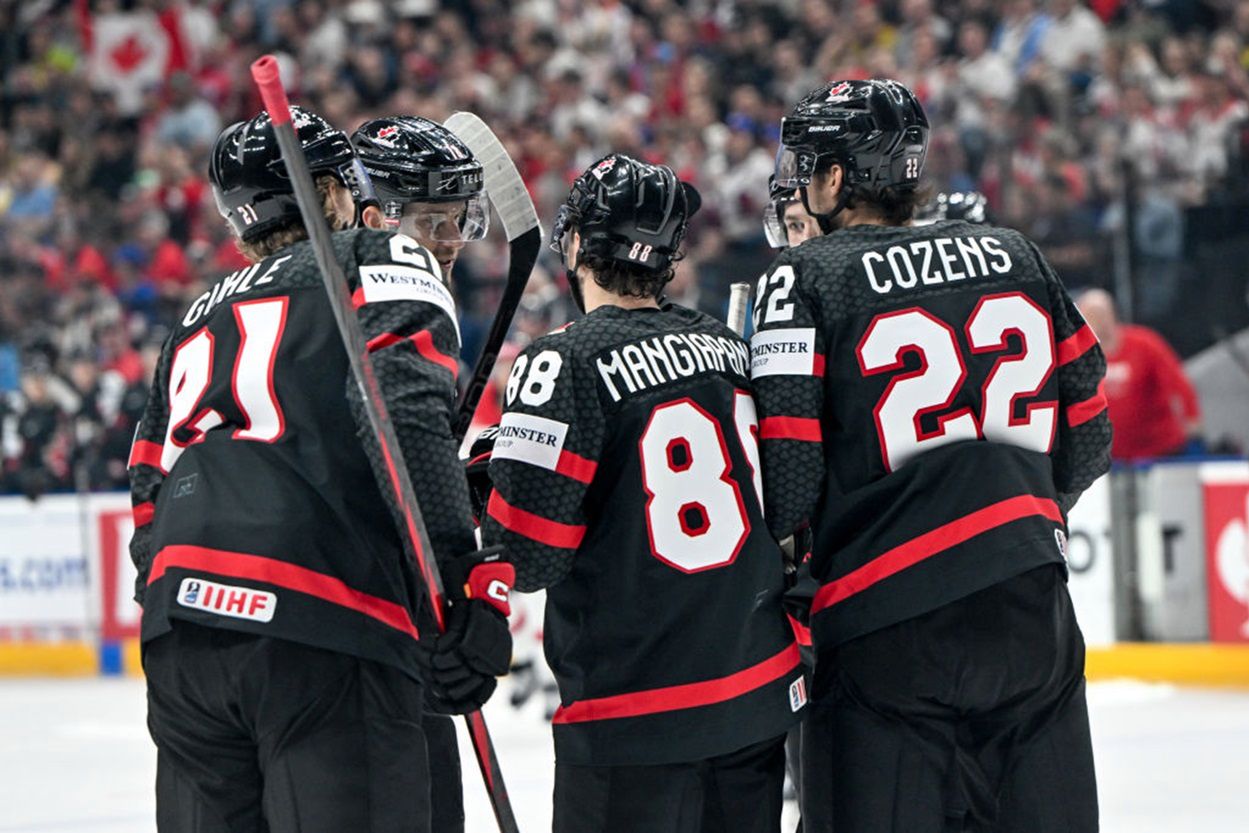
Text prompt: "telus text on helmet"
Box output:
[[860, 235, 1012, 295]]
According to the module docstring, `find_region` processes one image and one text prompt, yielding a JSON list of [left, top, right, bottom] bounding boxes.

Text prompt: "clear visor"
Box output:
[[549, 204, 577, 258], [212, 185, 231, 222], [774, 145, 819, 190], [763, 198, 791, 249], [388, 192, 489, 243]]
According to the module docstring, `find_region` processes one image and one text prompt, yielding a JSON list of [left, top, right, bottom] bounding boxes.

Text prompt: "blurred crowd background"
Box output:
[[1, 0, 1248, 496]]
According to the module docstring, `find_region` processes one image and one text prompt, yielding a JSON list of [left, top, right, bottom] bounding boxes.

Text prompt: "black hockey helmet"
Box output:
[[913, 191, 990, 226], [550, 153, 701, 274], [351, 116, 488, 241], [209, 106, 374, 243], [775, 79, 929, 206]]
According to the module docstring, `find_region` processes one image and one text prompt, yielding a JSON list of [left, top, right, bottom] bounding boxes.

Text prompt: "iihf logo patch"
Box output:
[[789, 676, 808, 712]]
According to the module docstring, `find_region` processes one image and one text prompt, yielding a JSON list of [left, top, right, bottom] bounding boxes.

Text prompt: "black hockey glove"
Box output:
[[417, 546, 514, 715], [464, 425, 499, 523]]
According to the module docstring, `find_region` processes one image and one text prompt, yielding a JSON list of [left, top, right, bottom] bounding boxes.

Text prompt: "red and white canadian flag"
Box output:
[[77, 1, 189, 115]]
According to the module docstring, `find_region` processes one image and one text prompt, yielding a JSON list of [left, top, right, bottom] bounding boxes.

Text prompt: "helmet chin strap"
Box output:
[[800, 182, 851, 235], [566, 252, 587, 314]]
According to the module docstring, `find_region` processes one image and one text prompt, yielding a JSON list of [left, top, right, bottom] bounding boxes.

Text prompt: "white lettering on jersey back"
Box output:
[[860, 235, 1014, 295], [750, 328, 817, 377], [358, 265, 461, 345], [596, 333, 750, 402], [493, 412, 570, 471], [177, 577, 276, 623]]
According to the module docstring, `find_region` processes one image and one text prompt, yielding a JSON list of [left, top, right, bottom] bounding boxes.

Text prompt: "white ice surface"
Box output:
[[0, 678, 1245, 832]]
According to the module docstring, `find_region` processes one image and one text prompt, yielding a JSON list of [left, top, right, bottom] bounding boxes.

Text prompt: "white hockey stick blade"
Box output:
[[444, 112, 540, 241], [727, 282, 751, 336]]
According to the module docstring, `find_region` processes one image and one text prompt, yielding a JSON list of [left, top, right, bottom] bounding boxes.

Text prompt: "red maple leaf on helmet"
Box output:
[[825, 82, 852, 102], [377, 126, 399, 140]]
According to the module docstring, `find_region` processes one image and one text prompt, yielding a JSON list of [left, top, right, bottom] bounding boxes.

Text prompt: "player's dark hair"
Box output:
[[813, 157, 931, 225], [578, 249, 680, 301], [237, 175, 350, 262]]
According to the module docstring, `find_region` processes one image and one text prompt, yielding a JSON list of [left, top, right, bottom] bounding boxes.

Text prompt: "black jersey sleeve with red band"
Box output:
[[128, 339, 175, 607], [749, 249, 828, 541], [481, 335, 605, 592], [344, 230, 478, 578], [1032, 241, 1112, 513]]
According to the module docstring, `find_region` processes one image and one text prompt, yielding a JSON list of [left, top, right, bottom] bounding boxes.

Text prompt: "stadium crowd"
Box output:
[[1, 0, 1247, 495]]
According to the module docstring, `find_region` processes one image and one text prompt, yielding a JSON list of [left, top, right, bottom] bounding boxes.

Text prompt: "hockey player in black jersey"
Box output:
[[753, 80, 1109, 833], [349, 113, 492, 833], [352, 116, 489, 282], [129, 107, 512, 833], [482, 154, 805, 833]]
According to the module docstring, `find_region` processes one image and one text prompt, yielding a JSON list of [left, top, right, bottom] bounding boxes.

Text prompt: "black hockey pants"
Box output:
[[145, 623, 432, 833], [553, 734, 788, 833], [802, 564, 1098, 833]]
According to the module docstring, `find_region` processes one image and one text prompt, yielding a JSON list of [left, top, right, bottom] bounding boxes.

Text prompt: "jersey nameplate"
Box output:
[[750, 328, 817, 377], [358, 265, 461, 343], [183, 255, 292, 328], [861, 235, 1013, 295], [493, 412, 569, 471], [596, 333, 750, 403]]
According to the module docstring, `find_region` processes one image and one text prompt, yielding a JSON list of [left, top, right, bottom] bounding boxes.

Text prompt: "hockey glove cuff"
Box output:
[[418, 547, 514, 714]]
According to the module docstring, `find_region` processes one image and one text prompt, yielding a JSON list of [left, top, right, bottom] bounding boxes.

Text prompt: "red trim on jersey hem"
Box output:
[[132, 502, 155, 528], [1066, 384, 1107, 427], [551, 642, 802, 724], [812, 353, 826, 377], [759, 416, 822, 442], [148, 545, 419, 639], [1057, 325, 1098, 365], [486, 492, 586, 550], [555, 450, 598, 483], [811, 495, 1063, 615], [128, 440, 166, 473], [351, 288, 366, 309]]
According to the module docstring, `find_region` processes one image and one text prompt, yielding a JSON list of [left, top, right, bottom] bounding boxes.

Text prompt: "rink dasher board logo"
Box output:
[[177, 577, 276, 623]]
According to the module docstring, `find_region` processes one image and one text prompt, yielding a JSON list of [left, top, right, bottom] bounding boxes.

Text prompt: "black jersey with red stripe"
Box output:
[[750, 220, 1111, 649], [127, 228, 476, 679], [482, 303, 805, 766]]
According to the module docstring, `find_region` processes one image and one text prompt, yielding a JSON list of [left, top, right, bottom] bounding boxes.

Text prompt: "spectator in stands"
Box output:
[[154, 73, 221, 152], [0, 0, 1247, 494], [1076, 289, 1203, 460]]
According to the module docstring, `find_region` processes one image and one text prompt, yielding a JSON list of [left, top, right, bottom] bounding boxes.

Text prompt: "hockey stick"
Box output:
[[443, 112, 541, 442], [250, 57, 521, 833], [727, 281, 751, 336]]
